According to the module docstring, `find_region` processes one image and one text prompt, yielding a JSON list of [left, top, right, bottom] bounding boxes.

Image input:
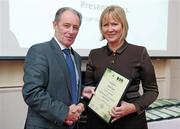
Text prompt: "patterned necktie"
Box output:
[[63, 49, 78, 104]]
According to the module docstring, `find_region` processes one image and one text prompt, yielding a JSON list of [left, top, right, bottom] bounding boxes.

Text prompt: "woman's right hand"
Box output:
[[82, 86, 96, 99]]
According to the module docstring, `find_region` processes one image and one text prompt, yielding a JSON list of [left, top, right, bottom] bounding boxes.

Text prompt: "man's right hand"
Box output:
[[64, 104, 83, 125]]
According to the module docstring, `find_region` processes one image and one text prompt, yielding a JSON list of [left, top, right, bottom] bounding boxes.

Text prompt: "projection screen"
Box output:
[[0, 0, 180, 58]]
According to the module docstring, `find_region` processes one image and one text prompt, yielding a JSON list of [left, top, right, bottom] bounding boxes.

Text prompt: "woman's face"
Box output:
[[102, 14, 123, 44]]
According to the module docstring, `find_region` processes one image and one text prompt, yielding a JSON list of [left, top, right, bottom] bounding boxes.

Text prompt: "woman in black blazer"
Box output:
[[83, 5, 159, 129]]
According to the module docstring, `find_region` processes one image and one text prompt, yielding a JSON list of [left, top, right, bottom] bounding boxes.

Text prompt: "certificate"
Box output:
[[145, 111, 161, 120], [88, 68, 130, 123], [168, 106, 180, 113], [159, 108, 180, 117], [148, 110, 172, 119]]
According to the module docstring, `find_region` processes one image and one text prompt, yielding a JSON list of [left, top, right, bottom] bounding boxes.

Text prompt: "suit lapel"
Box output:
[[49, 38, 73, 98]]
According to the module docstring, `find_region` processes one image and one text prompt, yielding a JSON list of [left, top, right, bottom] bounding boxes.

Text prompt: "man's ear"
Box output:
[[53, 21, 57, 29]]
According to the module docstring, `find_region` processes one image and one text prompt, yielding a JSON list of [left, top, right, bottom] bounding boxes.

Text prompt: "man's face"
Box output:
[[53, 10, 80, 47]]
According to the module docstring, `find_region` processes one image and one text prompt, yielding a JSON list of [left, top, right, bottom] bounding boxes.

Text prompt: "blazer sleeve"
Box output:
[[22, 45, 69, 125], [132, 48, 159, 114]]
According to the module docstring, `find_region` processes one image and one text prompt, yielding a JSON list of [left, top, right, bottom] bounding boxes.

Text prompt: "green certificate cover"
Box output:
[[88, 68, 130, 123]]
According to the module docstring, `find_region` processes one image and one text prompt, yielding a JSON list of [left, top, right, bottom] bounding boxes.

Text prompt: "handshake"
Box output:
[[64, 86, 96, 126], [65, 103, 85, 125]]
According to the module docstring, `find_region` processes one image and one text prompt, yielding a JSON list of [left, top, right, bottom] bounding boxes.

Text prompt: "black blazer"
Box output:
[[84, 41, 159, 129], [22, 38, 82, 129]]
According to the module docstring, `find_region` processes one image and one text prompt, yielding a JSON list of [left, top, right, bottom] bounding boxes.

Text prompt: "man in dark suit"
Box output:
[[22, 7, 84, 129]]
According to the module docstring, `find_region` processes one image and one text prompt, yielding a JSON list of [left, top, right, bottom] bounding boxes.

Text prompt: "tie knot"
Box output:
[[63, 49, 71, 55]]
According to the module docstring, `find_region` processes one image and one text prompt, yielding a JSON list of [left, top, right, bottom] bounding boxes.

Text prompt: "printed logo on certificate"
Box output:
[[88, 68, 131, 123]]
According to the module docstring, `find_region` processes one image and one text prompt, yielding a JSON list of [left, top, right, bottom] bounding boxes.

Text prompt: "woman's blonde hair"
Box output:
[[99, 5, 129, 41]]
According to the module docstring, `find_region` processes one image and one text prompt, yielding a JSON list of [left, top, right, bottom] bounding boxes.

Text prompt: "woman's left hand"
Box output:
[[110, 101, 137, 122]]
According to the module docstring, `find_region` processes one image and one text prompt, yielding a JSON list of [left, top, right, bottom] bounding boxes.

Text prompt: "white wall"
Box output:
[[0, 88, 27, 129], [169, 60, 180, 98], [0, 61, 26, 129]]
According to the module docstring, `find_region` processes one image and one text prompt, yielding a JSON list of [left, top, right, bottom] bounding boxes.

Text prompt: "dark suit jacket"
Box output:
[[22, 38, 82, 129]]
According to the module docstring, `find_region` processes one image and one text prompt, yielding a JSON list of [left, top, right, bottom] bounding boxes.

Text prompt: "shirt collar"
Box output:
[[105, 40, 128, 55], [54, 36, 72, 51]]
